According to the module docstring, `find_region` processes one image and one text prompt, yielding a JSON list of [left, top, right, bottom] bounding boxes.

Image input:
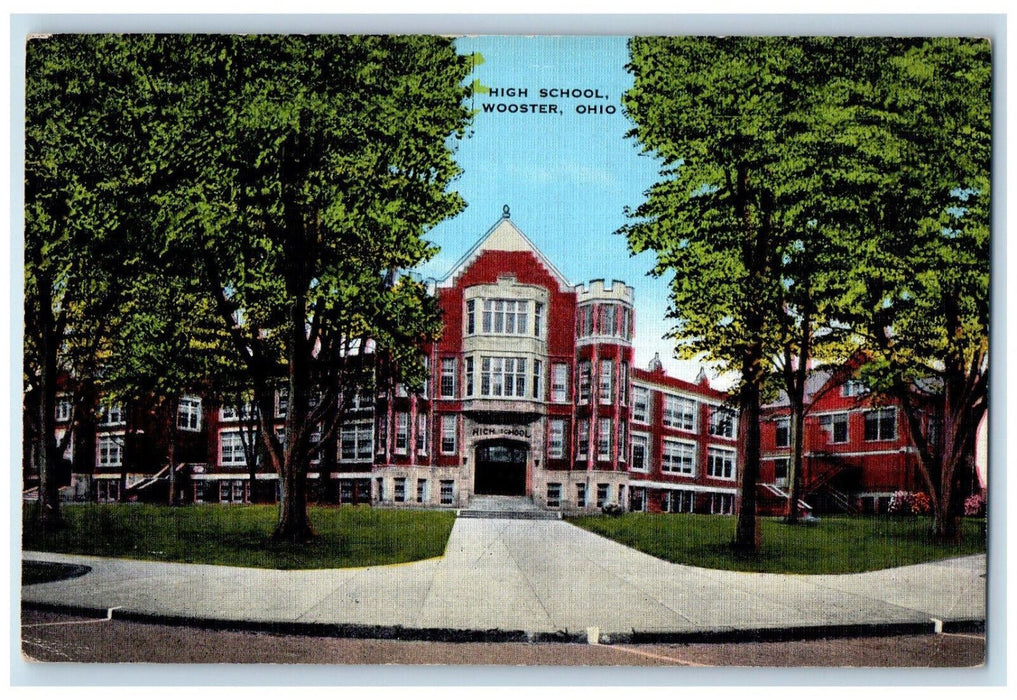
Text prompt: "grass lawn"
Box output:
[[568, 513, 986, 574], [22, 504, 456, 570]]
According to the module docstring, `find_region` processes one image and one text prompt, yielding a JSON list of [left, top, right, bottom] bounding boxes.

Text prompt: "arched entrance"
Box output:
[[474, 440, 528, 496]]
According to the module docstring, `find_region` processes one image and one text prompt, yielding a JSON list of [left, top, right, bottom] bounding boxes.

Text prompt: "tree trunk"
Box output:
[[35, 270, 63, 529], [734, 342, 763, 552]]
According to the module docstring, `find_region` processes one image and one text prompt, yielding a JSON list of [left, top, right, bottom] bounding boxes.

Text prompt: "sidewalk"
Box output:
[[21, 516, 987, 643]]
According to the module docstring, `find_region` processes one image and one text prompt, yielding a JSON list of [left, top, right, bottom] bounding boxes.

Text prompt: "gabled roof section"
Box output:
[[437, 209, 573, 292]]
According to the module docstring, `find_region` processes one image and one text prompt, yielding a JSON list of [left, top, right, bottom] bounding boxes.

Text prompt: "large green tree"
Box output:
[[831, 39, 991, 541], [621, 37, 836, 550], [151, 35, 468, 542]]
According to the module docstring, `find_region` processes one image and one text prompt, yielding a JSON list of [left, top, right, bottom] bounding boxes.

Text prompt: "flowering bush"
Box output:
[[910, 491, 931, 515], [888, 490, 912, 514], [964, 492, 986, 517]]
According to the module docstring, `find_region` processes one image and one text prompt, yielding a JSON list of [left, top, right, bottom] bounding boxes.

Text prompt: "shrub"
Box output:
[[910, 492, 931, 515], [888, 490, 912, 515], [602, 502, 624, 517], [964, 492, 986, 517]]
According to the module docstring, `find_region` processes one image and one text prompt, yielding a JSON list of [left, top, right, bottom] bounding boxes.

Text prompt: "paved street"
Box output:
[[20, 609, 985, 666], [22, 509, 986, 642]]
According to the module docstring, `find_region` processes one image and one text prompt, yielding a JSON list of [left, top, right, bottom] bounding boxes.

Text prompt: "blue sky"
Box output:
[[416, 35, 714, 384]]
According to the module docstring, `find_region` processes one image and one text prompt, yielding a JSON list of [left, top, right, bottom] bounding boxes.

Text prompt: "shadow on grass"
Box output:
[[22, 561, 92, 586]]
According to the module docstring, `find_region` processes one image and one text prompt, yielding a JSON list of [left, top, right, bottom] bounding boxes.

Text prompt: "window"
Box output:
[[220, 480, 247, 504], [632, 386, 650, 423], [479, 356, 527, 397], [842, 379, 869, 397], [708, 406, 736, 439], [465, 356, 474, 396], [532, 360, 543, 400], [376, 477, 385, 502], [820, 412, 849, 444], [96, 480, 120, 503], [661, 439, 695, 475], [620, 362, 629, 405], [55, 396, 71, 422], [663, 395, 696, 431], [596, 483, 609, 508], [600, 304, 617, 336], [416, 478, 428, 503], [576, 419, 589, 459], [548, 418, 565, 458], [710, 493, 734, 515], [576, 305, 594, 337], [482, 299, 529, 335], [221, 400, 255, 421], [416, 414, 428, 456], [774, 417, 790, 448], [376, 415, 387, 454], [630, 433, 649, 472], [177, 396, 202, 432], [466, 299, 476, 335], [576, 483, 587, 507], [440, 358, 457, 398], [546, 483, 562, 508], [551, 363, 568, 403], [578, 361, 591, 403], [629, 487, 646, 512], [707, 447, 737, 480], [865, 407, 897, 441], [440, 415, 457, 454], [440, 479, 455, 505], [99, 403, 125, 426], [773, 458, 789, 487], [394, 412, 409, 454], [219, 431, 247, 467], [341, 421, 373, 461], [597, 418, 612, 460], [534, 302, 544, 337], [276, 388, 289, 417], [97, 435, 123, 467], [421, 357, 429, 398], [618, 422, 627, 462], [394, 478, 406, 503], [599, 360, 613, 404]]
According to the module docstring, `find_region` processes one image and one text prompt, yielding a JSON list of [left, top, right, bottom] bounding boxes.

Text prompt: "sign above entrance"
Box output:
[[471, 425, 532, 439]]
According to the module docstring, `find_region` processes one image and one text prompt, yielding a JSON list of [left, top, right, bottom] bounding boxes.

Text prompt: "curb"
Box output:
[[20, 600, 984, 645]]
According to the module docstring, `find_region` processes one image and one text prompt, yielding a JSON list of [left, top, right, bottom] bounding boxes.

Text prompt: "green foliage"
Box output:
[[23, 504, 457, 570], [569, 513, 986, 574]]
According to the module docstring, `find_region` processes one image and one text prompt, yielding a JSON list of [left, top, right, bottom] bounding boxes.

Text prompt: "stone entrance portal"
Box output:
[[474, 440, 528, 496]]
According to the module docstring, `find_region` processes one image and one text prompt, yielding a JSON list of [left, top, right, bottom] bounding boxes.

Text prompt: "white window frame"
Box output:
[[481, 299, 529, 335], [96, 434, 123, 467], [775, 416, 790, 448], [597, 417, 612, 461], [632, 386, 650, 423], [219, 431, 248, 467], [55, 395, 72, 422], [548, 418, 565, 459], [661, 438, 696, 476], [708, 406, 737, 439], [546, 482, 562, 508], [865, 407, 897, 442], [479, 356, 527, 398], [440, 357, 457, 398], [177, 396, 203, 432], [629, 432, 650, 472], [341, 421, 374, 462], [576, 419, 590, 459], [599, 359, 613, 405], [707, 446, 737, 481], [662, 395, 696, 431], [416, 414, 428, 456], [551, 363, 568, 403], [99, 403, 125, 427], [440, 479, 455, 505], [440, 415, 457, 455], [578, 361, 591, 404], [394, 412, 409, 454], [532, 359, 543, 400]]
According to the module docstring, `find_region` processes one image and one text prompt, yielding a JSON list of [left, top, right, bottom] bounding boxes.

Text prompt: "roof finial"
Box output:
[[502, 204, 510, 219]]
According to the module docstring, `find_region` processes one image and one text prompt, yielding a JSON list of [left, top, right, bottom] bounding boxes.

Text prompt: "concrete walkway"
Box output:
[[21, 515, 986, 642]]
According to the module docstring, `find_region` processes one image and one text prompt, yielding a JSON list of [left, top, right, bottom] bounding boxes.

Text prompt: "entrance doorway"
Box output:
[[474, 440, 528, 496]]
